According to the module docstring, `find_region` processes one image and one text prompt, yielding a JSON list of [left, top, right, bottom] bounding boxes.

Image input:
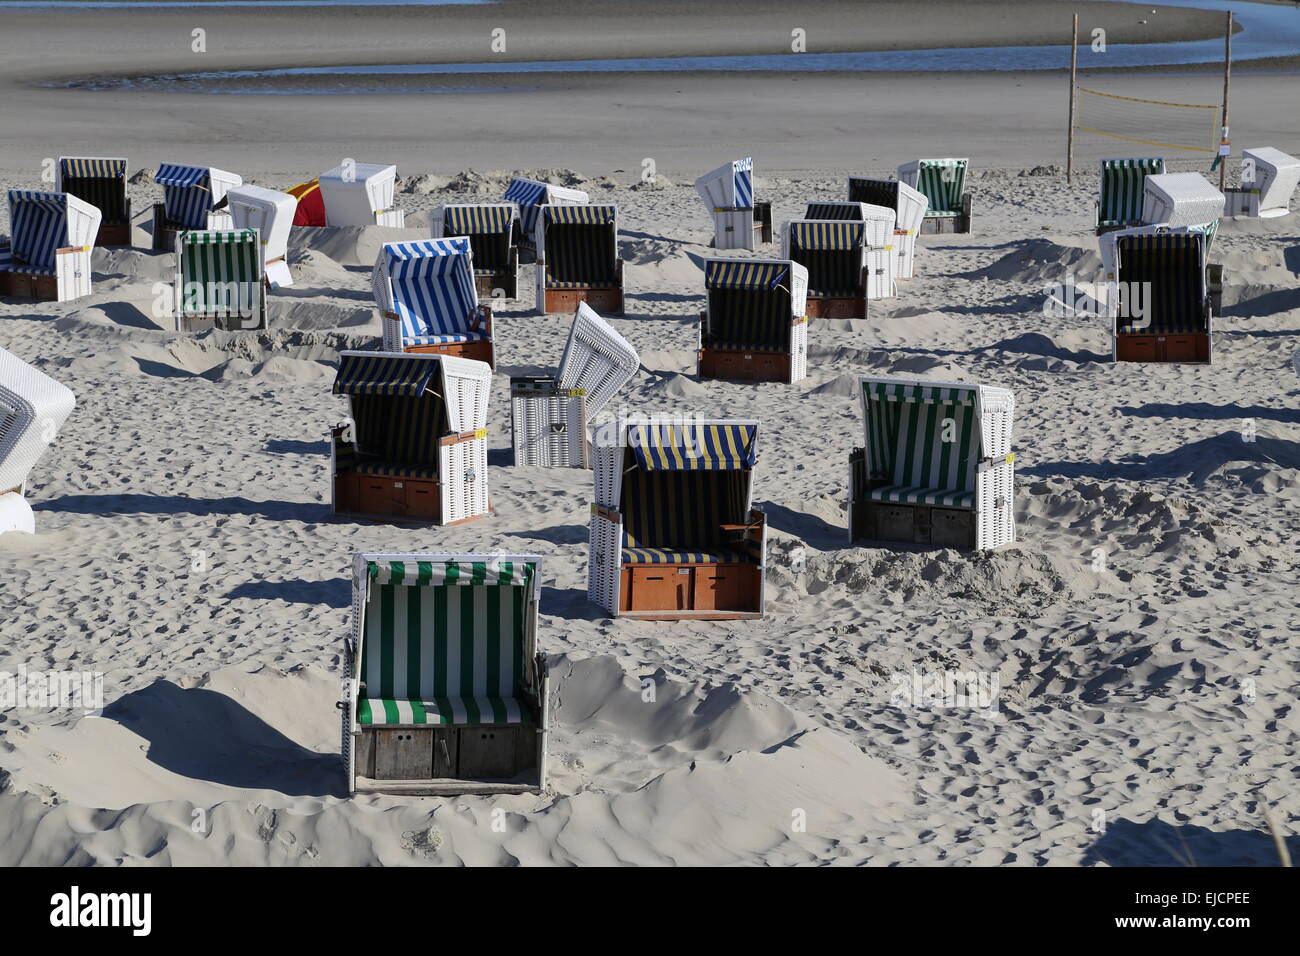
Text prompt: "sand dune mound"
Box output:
[[966, 238, 1101, 283], [92, 247, 172, 282], [288, 225, 425, 267]]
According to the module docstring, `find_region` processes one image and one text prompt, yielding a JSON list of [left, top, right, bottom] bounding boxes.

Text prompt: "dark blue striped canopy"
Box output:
[[628, 422, 757, 471]]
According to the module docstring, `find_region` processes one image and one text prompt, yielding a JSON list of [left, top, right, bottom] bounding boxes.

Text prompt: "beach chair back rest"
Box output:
[[178, 229, 261, 318], [555, 304, 639, 417], [380, 238, 480, 340], [443, 204, 514, 271], [1116, 232, 1205, 334], [542, 205, 618, 286], [59, 158, 127, 223], [6, 191, 68, 271], [788, 220, 865, 297], [1099, 158, 1165, 227], [864, 382, 979, 493], [848, 178, 897, 209], [703, 259, 792, 349], [350, 393, 444, 466], [157, 164, 215, 229], [912, 160, 967, 214]]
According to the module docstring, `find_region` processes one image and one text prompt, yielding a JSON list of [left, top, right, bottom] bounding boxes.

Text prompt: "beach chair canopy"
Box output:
[[1098, 157, 1165, 228], [354, 553, 541, 726], [442, 203, 515, 272], [898, 159, 968, 217], [372, 238, 485, 347], [286, 178, 326, 227], [56, 157, 128, 223], [695, 157, 755, 212], [1243, 146, 1300, 217], [4, 190, 100, 274], [702, 258, 805, 351], [177, 229, 262, 319], [1142, 172, 1225, 229], [504, 177, 589, 240], [555, 303, 639, 417], [540, 204, 619, 288], [156, 163, 241, 230], [0, 346, 76, 494], [847, 177, 929, 233], [318, 162, 397, 226], [806, 201, 869, 221], [227, 184, 296, 287], [786, 220, 866, 297], [1115, 232, 1206, 335]]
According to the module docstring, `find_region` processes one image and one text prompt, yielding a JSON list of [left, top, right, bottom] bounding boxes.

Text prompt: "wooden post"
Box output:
[[1219, 11, 1232, 191], [1067, 13, 1079, 184]]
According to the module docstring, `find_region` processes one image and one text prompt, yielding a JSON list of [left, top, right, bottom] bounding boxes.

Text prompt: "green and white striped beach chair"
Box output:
[[898, 159, 972, 234], [174, 228, 266, 332], [343, 552, 548, 795], [849, 377, 1015, 550], [1095, 157, 1165, 234]]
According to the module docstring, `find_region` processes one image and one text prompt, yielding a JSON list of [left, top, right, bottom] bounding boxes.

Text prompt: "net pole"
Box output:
[[1220, 11, 1232, 191], [1067, 13, 1078, 184]]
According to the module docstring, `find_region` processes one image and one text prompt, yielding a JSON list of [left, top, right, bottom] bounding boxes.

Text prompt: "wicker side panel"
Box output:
[[588, 511, 622, 614]]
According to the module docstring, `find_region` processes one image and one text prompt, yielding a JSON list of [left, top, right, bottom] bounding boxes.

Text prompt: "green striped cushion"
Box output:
[[358, 695, 531, 725], [868, 485, 975, 507]]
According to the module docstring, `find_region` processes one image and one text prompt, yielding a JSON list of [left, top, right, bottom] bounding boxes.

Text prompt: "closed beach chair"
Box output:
[[342, 552, 548, 796], [173, 228, 266, 332], [226, 184, 297, 288], [285, 178, 327, 226], [503, 176, 588, 263], [510, 303, 639, 468], [151, 162, 241, 251], [1225, 147, 1300, 218], [1096, 157, 1165, 234], [694, 158, 773, 251], [849, 376, 1015, 551], [588, 419, 766, 619], [0, 190, 99, 303], [1101, 227, 1212, 364], [56, 157, 129, 246], [330, 350, 491, 525], [1141, 172, 1225, 229], [432, 202, 519, 299], [898, 158, 972, 234], [846, 177, 929, 279], [534, 203, 624, 315], [373, 237, 494, 367], [317, 162, 404, 227], [698, 257, 808, 383], [0, 346, 76, 534]]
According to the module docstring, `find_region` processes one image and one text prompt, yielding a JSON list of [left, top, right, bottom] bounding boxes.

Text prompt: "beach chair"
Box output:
[[1095, 157, 1164, 234], [1225, 147, 1300, 218], [698, 257, 808, 383], [784, 205, 895, 317], [56, 157, 129, 246], [534, 203, 624, 315], [588, 418, 766, 619], [846, 177, 929, 279], [849, 376, 1015, 551], [285, 178, 327, 226], [373, 238, 494, 367], [1142, 172, 1225, 229], [898, 158, 971, 234], [173, 228, 266, 332], [330, 350, 491, 525], [694, 157, 773, 250], [0, 190, 99, 303], [432, 203, 519, 299], [151, 163, 241, 251], [342, 552, 548, 796], [226, 184, 296, 288], [510, 303, 639, 468], [317, 162, 404, 227], [1100, 227, 1212, 364], [0, 346, 76, 535], [502, 176, 588, 263]]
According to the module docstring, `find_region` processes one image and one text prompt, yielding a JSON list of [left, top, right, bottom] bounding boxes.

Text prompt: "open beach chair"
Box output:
[[0, 190, 100, 303], [317, 162, 404, 227], [173, 228, 266, 332], [694, 157, 773, 250], [698, 257, 808, 383], [1224, 147, 1300, 218], [0, 346, 76, 535], [226, 184, 296, 289], [846, 177, 929, 279], [151, 163, 241, 251], [898, 158, 972, 234], [502, 176, 588, 264], [849, 376, 1015, 550], [1100, 227, 1212, 364], [56, 157, 129, 246], [588, 418, 766, 620], [783, 205, 895, 317], [342, 552, 548, 796], [510, 303, 639, 468], [1096, 157, 1165, 235], [432, 203, 519, 299], [330, 350, 491, 525], [534, 203, 624, 315], [373, 238, 494, 367]]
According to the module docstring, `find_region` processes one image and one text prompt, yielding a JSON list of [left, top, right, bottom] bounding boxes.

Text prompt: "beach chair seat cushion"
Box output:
[[345, 459, 439, 480], [705, 340, 788, 353], [621, 547, 752, 565], [923, 209, 961, 218], [868, 484, 975, 508], [357, 695, 532, 726], [402, 331, 490, 346], [547, 278, 619, 290], [2, 262, 57, 276]]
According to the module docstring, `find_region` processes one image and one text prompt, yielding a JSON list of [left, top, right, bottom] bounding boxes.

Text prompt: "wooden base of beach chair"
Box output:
[[919, 194, 973, 235], [0, 271, 58, 301], [1115, 332, 1210, 364], [617, 562, 761, 618], [852, 500, 978, 550], [543, 285, 624, 316], [96, 219, 132, 248], [698, 347, 790, 383], [335, 471, 448, 524], [404, 338, 496, 369], [353, 723, 541, 795], [805, 294, 866, 320]]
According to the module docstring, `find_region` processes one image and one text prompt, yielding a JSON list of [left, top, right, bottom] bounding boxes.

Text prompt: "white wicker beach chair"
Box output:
[[849, 376, 1015, 551], [534, 203, 624, 315], [151, 163, 242, 251], [56, 157, 130, 246], [342, 552, 548, 796], [173, 228, 267, 332], [1142, 173, 1225, 229], [0, 346, 75, 534], [503, 176, 588, 263], [698, 257, 808, 383], [318, 162, 404, 227], [1225, 147, 1300, 218], [432, 203, 520, 299], [694, 157, 773, 251], [226, 184, 297, 288], [510, 303, 639, 468], [898, 158, 972, 234], [588, 418, 766, 619], [847, 177, 929, 279], [0, 190, 100, 303], [330, 350, 491, 525]]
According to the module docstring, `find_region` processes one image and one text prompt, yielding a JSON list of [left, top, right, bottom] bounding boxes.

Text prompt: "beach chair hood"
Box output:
[[898, 158, 968, 216], [55, 157, 128, 224], [156, 163, 241, 229], [1142, 172, 1225, 229], [4, 191, 100, 273], [0, 346, 76, 494], [372, 238, 482, 346], [1242, 146, 1300, 217], [226, 184, 297, 287], [555, 303, 639, 418], [695, 157, 755, 211], [504, 177, 589, 238], [318, 162, 398, 226]]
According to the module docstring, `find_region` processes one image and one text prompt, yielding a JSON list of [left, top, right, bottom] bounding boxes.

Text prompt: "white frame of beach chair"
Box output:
[[533, 202, 625, 315], [510, 303, 639, 468], [172, 227, 267, 332], [693, 157, 773, 251], [342, 551, 548, 796], [317, 162, 404, 227], [897, 158, 972, 234], [846, 177, 928, 280], [1224, 147, 1300, 218], [1141, 172, 1226, 229], [431, 202, 520, 300], [330, 350, 491, 526], [697, 256, 809, 384], [503, 176, 589, 263], [0, 346, 76, 535], [151, 163, 242, 251], [226, 184, 297, 289], [55, 156, 130, 246], [849, 375, 1015, 551], [0, 190, 99, 303], [588, 417, 766, 620]]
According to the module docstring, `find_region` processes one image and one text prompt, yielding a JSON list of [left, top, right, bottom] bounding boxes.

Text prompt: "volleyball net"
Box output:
[[1073, 87, 1221, 158]]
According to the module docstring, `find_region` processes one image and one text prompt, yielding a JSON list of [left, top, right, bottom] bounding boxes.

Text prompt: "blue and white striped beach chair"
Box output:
[[0, 190, 100, 302], [151, 162, 242, 251], [694, 157, 773, 250], [502, 176, 588, 263]]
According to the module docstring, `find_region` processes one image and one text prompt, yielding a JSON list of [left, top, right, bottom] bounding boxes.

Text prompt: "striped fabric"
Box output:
[[704, 288, 790, 350], [403, 331, 490, 346], [1186, 218, 1218, 254], [60, 159, 128, 223], [503, 177, 549, 236], [704, 259, 787, 291], [622, 468, 750, 553], [444, 205, 513, 271], [1116, 233, 1205, 335], [383, 238, 480, 341], [868, 485, 975, 508], [156, 164, 212, 229], [6, 191, 68, 273], [789, 221, 863, 251], [863, 381, 979, 508], [543, 206, 617, 288], [349, 460, 439, 480], [733, 160, 754, 209], [178, 230, 259, 316], [350, 393, 442, 467], [914, 160, 967, 215], [622, 547, 749, 564], [848, 178, 898, 209], [807, 202, 866, 221], [357, 560, 533, 725], [543, 204, 615, 226], [1098, 158, 1164, 228], [789, 222, 863, 298], [333, 353, 438, 398], [627, 422, 757, 471]]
